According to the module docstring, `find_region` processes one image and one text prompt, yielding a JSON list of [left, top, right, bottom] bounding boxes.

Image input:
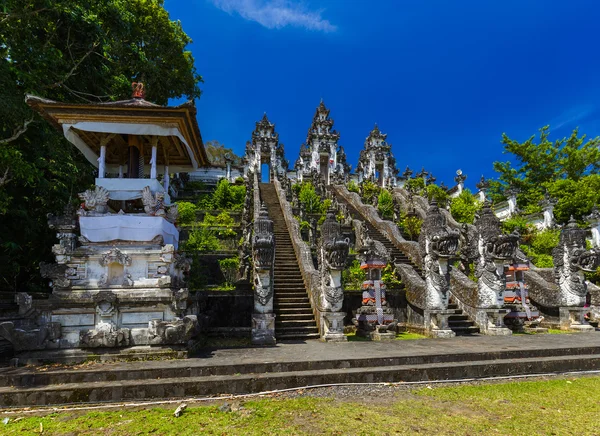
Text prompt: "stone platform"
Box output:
[[1, 332, 600, 407]]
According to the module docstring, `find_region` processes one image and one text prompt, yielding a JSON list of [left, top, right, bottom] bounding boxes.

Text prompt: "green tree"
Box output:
[[299, 182, 322, 214], [0, 0, 202, 292], [490, 126, 600, 216], [204, 140, 242, 167], [450, 189, 481, 224], [377, 190, 394, 219], [211, 179, 246, 211]]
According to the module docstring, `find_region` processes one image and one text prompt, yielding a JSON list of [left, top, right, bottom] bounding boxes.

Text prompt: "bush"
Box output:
[[218, 257, 240, 285], [177, 202, 198, 225], [202, 211, 237, 238], [347, 181, 360, 193], [382, 264, 402, 288], [183, 227, 220, 252], [426, 184, 449, 207], [299, 182, 322, 214], [361, 180, 380, 204], [212, 179, 246, 210], [399, 215, 423, 241], [342, 259, 366, 289], [450, 189, 481, 224], [377, 190, 394, 219]]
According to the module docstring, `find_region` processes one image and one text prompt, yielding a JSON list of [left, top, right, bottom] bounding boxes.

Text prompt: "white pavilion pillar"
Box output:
[[150, 137, 158, 179], [164, 165, 170, 192], [98, 145, 106, 178]]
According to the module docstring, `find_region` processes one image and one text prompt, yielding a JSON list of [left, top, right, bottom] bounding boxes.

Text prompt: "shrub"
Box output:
[[426, 184, 449, 207], [218, 257, 240, 285], [183, 227, 220, 252], [299, 182, 322, 214], [399, 215, 423, 241], [361, 180, 380, 204], [212, 179, 246, 210], [450, 189, 481, 224], [382, 264, 402, 288], [202, 211, 237, 238], [177, 202, 198, 225], [347, 181, 360, 193], [342, 259, 366, 289], [377, 190, 394, 220]]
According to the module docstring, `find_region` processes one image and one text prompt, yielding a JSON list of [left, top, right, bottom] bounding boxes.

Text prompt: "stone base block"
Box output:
[[429, 329, 456, 338], [370, 327, 396, 341], [424, 309, 456, 338], [559, 307, 594, 332], [251, 313, 276, 345], [321, 312, 347, 342], [476, 309, 512, 336]]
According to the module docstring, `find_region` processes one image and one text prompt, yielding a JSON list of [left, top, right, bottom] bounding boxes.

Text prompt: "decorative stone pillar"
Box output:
[[540, 194, 557, 230], [454, 170, 466, 196], [506, 187, 519, 217], [554, 217, 600, 331], [471, 203, 518, 335], [476, 175, 489, 203], [251, 204, 276, 344], [318, 210, 350, 342], [418, 200, 460, 337]]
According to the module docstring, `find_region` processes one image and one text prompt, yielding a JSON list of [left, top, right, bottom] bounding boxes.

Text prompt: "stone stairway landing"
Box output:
[[259, 183, 319, 341]]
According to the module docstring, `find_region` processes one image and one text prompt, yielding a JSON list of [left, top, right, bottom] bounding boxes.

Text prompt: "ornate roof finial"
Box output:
[[132, 82, 145, 99]]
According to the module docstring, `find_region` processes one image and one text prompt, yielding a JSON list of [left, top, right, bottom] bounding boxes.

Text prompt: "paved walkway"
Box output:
[[3, 332, 600, 376]]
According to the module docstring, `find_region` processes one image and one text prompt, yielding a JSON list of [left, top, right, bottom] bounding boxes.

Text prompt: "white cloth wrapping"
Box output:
[[94, 178, 171, 205], [79, 215, 179, 248]]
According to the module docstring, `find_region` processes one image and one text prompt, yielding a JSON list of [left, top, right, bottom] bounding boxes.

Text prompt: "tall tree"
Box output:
[[0, 0, 202, 292], [204, 140, 243, 167], [490, 126, 600, 220]]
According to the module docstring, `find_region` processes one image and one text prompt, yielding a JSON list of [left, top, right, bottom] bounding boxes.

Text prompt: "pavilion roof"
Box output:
[[26, 95, 208, 172]]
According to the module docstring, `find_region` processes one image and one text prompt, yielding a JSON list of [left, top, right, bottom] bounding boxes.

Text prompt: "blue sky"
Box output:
[[165, 0, 600, 189]]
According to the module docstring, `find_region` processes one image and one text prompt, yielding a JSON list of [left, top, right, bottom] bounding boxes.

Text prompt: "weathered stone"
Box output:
[[147, 315, 198, 345]]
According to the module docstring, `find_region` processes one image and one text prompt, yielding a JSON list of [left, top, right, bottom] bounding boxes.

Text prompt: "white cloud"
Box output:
[[209, 0, 337, 32], [550, 104, 595, 130]]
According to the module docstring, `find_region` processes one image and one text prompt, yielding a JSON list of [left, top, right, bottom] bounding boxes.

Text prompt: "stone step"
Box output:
[[276, 332, 322, 340], [274, 297, 310, 303], [451, 326, 481, 335], [448, 315, 469, 321], [274, 303, 312, 309], [449, 320, 476, 328], [3, 352, 600, 406], [277, 313, 316, 321]]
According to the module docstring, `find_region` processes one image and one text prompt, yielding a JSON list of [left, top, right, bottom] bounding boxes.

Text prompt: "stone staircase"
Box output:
[[259, 183, 319, 340], [333, 189, 479, 336], [447, 301, 480, 335], [333, 191, 422, 276]]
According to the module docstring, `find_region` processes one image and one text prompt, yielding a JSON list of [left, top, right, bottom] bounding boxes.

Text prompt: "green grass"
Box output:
[[3, 377, 600, 435]]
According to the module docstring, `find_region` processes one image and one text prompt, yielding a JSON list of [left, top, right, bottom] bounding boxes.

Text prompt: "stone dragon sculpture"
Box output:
[[471, 203, 519, 308], [78, 186, 110, 214], [417, 200, 459, 309], [252, 204, 275, 305], [552, 217, 600, 307], [318, 210, 350, 312]]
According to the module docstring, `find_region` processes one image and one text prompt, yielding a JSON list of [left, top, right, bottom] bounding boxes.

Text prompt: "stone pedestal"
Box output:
[[424, 309, 456, 338], [370, 324, 396, 341], [320, 312, 347, 342], [251, 313, 276, 345], [559, 307, 595, 332], [476, 308, 512, 336]]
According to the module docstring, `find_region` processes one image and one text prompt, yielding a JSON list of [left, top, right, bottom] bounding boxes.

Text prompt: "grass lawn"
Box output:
[[3, 376, 599, 435]]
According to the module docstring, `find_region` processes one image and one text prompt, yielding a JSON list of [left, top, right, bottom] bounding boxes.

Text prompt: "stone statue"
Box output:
[[141, 186, 166, 217], [418, 200, 460, 310], [318, 210, 350, 341], [553, 217, 600, 307], [472, 203, 519, 309], [78, 186, 109, 214]]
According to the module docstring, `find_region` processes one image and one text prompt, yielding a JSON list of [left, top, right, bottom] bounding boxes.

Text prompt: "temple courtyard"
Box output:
[[1, 332, 600, 434]]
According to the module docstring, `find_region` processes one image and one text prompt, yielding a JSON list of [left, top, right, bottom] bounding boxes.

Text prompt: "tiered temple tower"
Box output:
[[3, 85, 208, 352], [356, 124, 398, 187], [296, 101, 349, 185], [245, 114, 286, 181]]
